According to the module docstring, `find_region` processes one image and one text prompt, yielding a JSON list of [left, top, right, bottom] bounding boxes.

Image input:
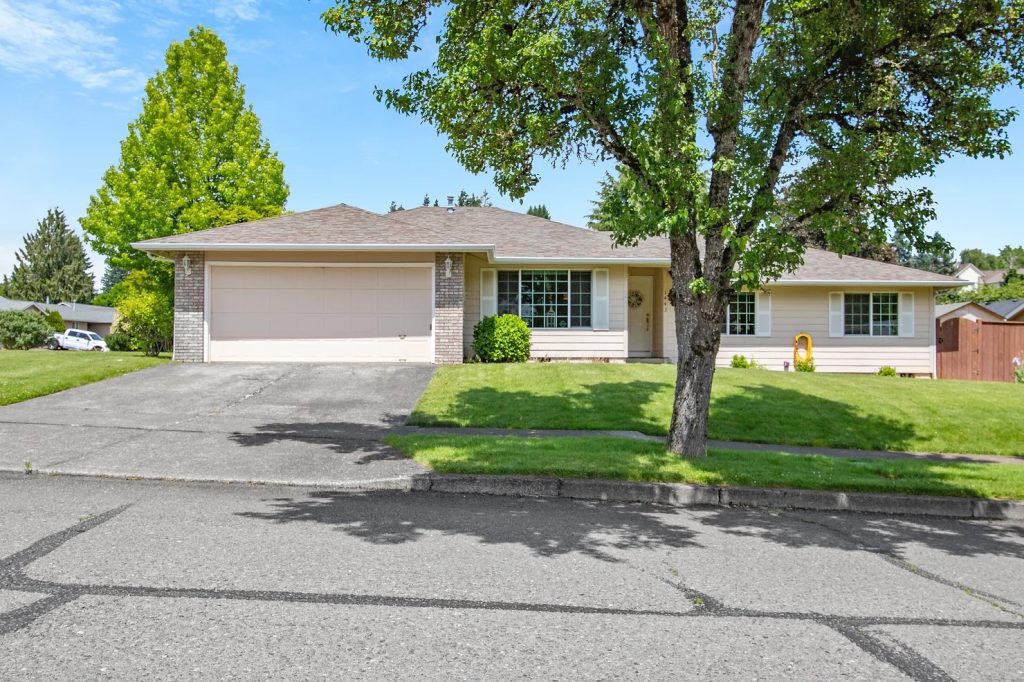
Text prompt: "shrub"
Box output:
[[105, 331, 135, 352], [42, 310, 65, 332], [1014, 355, 1023, 384], [0, 310, 54, 350], [794, 358, 815, 372], [473, 314, 531, 362], [114, 272, 172, 356], [878, 365, 898, 377], [730, 354, 750, 369]]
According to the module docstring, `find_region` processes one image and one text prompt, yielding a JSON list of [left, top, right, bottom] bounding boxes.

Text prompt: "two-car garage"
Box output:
[[206, 264, 434, 363]]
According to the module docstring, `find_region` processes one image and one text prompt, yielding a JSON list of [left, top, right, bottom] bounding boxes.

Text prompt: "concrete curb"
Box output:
[[415, 474, 1024, 521], [3, 467, 1022, 520]]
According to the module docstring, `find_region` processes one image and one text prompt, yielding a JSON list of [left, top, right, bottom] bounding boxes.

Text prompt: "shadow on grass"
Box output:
[[708, 383, 918, 452], [413, 380, 920, 451], [236, 490, 699, 562]]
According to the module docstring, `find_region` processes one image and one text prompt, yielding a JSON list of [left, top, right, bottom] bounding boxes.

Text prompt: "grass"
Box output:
[[409, 364, 1024, 456], [387, 435, 1024, 500], [0, 350, 168, 406]]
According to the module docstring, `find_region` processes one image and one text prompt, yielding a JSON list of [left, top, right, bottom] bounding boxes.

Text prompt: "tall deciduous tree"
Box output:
[[325, 1, 1023, 456], [81, 26, 288, 290], [5, 208, 94, 303]]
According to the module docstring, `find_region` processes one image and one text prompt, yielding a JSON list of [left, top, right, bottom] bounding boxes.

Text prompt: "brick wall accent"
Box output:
[[173, 251, 205, 362], [434, 252, 464, 364]]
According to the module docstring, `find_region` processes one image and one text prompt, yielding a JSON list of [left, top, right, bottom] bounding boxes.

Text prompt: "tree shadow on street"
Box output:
[[237, 490, 699, 562]]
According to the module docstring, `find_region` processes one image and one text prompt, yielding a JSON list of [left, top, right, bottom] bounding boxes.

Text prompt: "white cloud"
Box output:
[[211, 0, 260, 22], [0, 0, 144, 91]]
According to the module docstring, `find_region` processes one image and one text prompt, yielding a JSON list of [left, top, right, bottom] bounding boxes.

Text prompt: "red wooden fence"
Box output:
[[936, 318, 1024, 382]]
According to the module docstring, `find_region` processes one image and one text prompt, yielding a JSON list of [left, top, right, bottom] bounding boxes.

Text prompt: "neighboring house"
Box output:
[[935, 301, 1005, 324], [982, 299, 1024, 322], [0, 296, 115, 336], [953, 263, 1007, 291], [132, 203, 967, 375]]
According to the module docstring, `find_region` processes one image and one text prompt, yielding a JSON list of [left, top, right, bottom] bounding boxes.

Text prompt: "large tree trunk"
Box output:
[[667, 296, 725, 457], [666, 234, 728, 458]]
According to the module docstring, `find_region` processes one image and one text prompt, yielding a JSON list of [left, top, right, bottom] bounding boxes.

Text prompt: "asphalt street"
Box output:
[[1, 473, 1022, 680]]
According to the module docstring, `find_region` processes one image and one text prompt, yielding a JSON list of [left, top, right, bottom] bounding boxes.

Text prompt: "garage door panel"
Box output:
[[267, 289, 325, 314], [211, 289, 267, 314], [209, 264, 434, 362], [214, 267, 268, 289], [266, 267, 323, 289], [211, 312, 272, 340]]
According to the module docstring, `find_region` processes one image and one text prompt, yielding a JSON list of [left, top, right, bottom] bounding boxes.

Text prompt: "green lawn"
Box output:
[[409, 364, 1024, 456], [387, 435, 1024, 500], [0, 350, 169, 406]]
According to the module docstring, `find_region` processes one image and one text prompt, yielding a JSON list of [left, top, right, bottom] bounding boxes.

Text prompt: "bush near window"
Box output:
[[729, 352, 761, 368], [0, 310, 54, 350], [473, 314, 531, 363], [42, 310, 65, 332], [878, 365, 898, 377], [794, 358, 816, 373]]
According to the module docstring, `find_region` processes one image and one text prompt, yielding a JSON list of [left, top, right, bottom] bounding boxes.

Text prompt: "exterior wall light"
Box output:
[[444, 254, 453, 279], [182, 254, 192, 277]]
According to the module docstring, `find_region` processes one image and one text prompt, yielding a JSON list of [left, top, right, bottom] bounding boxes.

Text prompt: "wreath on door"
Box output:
[[628, 290, 644, 308]]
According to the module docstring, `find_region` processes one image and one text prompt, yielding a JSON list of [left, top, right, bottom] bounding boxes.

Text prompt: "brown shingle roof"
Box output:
[[133, 203, 965, 284]]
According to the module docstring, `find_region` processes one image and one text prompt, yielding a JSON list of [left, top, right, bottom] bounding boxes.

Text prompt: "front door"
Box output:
[[627, 276, 653, 357]]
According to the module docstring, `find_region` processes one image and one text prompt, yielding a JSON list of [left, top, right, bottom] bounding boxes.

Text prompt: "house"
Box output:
[[953, 263, 1007, 291], [982, 299, 1024, 322], [132, 203, 967, 375], [935, 301, 1006, 324], [0, 296, 116, 336]]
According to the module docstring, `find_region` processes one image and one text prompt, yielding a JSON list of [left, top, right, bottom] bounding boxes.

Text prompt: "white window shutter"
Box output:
[[828, 292, 844, 337], [899, 292, 915, 337], [592, 269, 609, 330], [755, 291, 771, 337], [480, 269, 497, 318]]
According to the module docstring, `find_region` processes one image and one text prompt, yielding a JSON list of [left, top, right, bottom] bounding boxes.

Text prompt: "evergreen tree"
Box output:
[[526, 204, 551, 220], [100, 264, 129, 294], [456, 189, 492, 207], [81, 26, 288, 290], [5, 208, 94, 303]]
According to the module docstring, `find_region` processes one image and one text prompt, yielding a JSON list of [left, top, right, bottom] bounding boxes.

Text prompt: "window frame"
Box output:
[[842, 292, 900, 337], [496, 269, 594, 330], [722, 291, 757, 337]]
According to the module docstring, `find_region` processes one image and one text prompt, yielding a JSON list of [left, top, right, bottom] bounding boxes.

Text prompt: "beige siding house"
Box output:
[[133, 203, 966, 375]]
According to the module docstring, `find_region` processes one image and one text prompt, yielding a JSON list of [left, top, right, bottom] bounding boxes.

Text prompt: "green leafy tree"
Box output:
[[526, 205, 551, 220], [5, 208, 94, 304], [893, 233, 956, 275], [1003, 268, 1023, 285], [959, 246, 1024, 270], [0, 311, 53, 350], [112, 272, 173, 356], [456, 189, 492, 207], [42, 310, 65, 332], [81, 26, 288, 292], [326, 0, 1024, 456]]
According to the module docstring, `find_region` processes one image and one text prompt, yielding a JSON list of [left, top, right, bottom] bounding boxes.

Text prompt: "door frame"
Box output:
[[204, 261, 436, 363], [627, 275, 654, 357]]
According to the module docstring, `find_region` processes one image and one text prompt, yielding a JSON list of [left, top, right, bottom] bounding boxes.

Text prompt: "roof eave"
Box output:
[[772, 279, 969, 287]]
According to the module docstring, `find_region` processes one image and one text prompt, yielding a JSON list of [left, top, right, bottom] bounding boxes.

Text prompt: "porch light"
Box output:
[[444, 254, 453, 279], [182, 254, 192, 276]]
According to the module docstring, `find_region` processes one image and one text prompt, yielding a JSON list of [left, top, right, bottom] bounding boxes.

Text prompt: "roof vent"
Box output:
[[446, 195, 455, 213]]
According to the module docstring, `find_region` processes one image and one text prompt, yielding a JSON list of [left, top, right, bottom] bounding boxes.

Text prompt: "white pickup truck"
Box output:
[[49, 329, 109, 352]]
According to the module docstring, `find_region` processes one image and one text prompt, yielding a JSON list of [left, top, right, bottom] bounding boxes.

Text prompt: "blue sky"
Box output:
[[1, 0, 1022, 283]]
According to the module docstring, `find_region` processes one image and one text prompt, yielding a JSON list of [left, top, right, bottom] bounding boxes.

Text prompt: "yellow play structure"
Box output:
[[793, 333, 813, 367]]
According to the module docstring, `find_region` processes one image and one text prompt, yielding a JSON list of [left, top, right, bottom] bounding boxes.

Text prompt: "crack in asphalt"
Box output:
[[2, 505, 1022, 680], [779, 511, 1024, 616]]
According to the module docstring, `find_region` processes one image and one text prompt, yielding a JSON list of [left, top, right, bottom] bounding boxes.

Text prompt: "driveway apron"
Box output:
[[0, 363, 436, 485]]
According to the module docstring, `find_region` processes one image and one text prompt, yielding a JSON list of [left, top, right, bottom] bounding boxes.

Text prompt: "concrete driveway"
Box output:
[[0, 363, 436, 485]]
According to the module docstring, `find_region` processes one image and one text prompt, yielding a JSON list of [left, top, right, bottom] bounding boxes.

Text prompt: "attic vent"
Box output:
[[446, 195, 455, 213]]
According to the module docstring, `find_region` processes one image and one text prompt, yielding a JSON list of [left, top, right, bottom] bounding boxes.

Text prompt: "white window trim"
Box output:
[[838, 291, 903, 337], [722, 291, 758, 337], [496, 268, 596, 330]]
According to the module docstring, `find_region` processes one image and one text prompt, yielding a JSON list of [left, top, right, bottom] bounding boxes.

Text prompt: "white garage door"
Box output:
[[208, 265, 433, 362]]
